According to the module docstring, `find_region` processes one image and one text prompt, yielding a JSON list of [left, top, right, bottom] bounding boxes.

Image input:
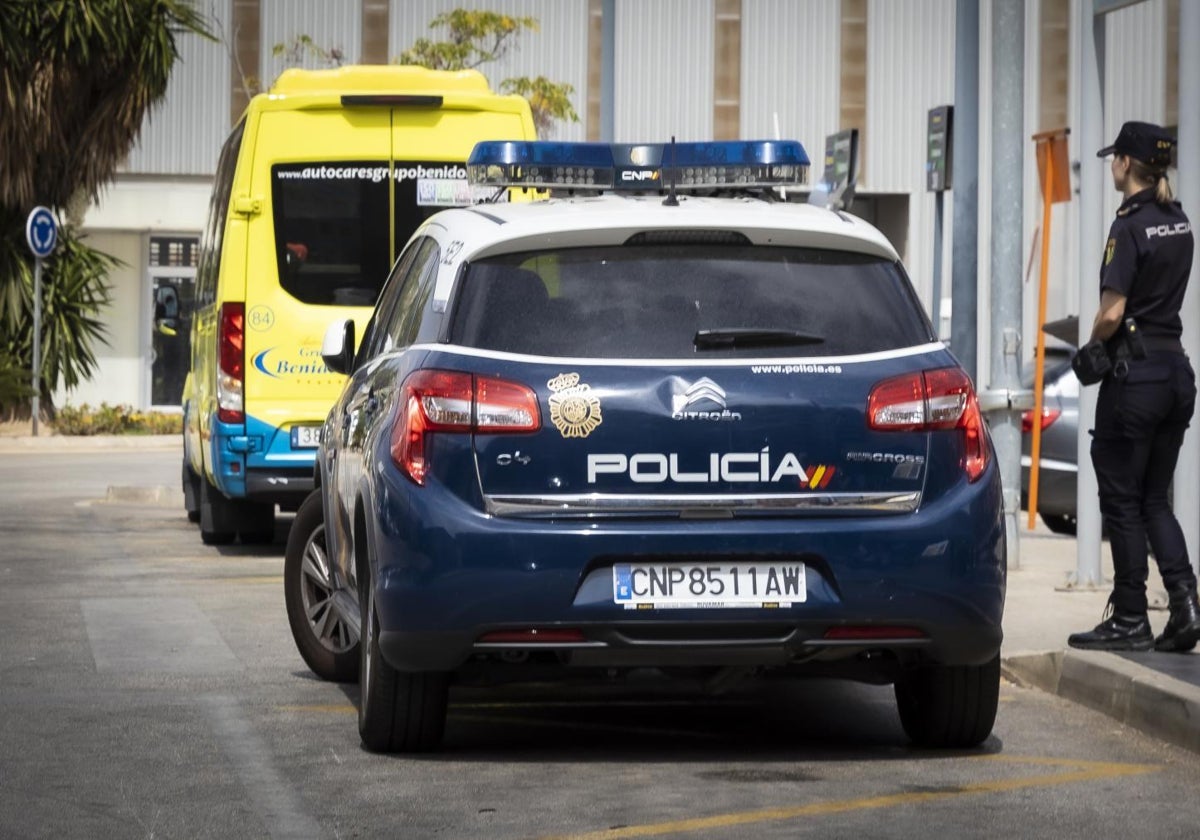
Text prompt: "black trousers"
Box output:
[[1091, 352, 1198, 614]]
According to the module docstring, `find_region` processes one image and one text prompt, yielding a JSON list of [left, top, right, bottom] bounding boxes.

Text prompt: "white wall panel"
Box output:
[[614, 0, 714, 142], [741, 0, 840, 160], [390, 0, 589, 140], [261, 0, 362, 87], [123, 0, 231, 175]]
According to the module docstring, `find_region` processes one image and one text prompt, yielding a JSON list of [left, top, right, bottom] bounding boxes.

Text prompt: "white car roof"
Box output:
[[419, 193, 902, 307]]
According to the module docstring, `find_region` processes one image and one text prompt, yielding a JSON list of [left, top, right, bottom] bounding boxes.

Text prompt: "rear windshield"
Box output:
[[271, 160, 472, 307], [450, 245, 934, 358]]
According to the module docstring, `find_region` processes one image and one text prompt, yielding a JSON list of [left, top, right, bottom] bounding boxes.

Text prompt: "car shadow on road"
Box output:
[[332, 676, 1004, 764]]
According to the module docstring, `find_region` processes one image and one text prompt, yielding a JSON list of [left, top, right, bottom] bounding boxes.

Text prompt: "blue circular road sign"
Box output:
[[25, 206, 58, 258]]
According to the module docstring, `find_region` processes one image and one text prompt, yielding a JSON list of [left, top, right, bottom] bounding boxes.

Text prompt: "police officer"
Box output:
[[1068, 121, 1200, 652]]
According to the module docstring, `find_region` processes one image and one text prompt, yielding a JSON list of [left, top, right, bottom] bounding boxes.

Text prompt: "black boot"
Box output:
[[1154, 585, 1200, 653], [1068, 606, 1153, 651]]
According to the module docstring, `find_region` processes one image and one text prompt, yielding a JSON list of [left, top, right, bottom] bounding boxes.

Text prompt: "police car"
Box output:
[[286, 139, 1006, 753]]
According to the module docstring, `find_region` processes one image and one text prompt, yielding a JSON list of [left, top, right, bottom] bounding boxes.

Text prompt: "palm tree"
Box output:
[[0, 0, 212, 417]]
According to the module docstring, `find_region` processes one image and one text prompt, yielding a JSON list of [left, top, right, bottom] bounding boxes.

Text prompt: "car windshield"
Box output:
[[449, 245, 934, 358]]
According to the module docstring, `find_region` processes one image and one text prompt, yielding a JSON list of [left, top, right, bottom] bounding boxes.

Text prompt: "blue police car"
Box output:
[[286, 140, 1006, 752]]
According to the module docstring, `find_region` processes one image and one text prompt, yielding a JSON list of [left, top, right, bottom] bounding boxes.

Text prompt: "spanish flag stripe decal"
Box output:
[[819, 466, 836, 488], [809, 465, 825, 489]]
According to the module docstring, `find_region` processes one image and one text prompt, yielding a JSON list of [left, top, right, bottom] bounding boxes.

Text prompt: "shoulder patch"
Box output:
[[1105, 237, 1116, 266]]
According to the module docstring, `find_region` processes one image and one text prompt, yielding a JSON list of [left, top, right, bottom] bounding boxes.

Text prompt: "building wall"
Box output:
[[54, 232, 145, 409], [77, 0, 1177, 409], [390, 0, 590, 140], [740, 0, 840, 175], [260, 0, 363, 86], [123, 0, 232, 175]]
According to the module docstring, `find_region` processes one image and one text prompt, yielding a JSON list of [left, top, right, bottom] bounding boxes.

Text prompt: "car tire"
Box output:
[[182, 460, 201, 524], [1040, 513, 1077, 536], [358, 576, 448, 753], [284, 491, 358, 682], [894, 654, 999, 749], [199, 481, 236, 546]]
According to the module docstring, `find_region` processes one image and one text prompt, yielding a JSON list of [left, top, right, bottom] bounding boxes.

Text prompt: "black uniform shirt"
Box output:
[[1100, 187, 1194, 340]]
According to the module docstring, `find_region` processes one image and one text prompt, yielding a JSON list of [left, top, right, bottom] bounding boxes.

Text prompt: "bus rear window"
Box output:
[[271, 161, 472, 306]]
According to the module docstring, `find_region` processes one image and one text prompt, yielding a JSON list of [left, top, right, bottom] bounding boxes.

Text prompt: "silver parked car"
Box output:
[[1021, 341, 1080, 535]]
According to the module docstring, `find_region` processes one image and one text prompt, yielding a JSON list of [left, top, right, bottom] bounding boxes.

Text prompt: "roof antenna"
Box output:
[[662, 136, 679, 206]]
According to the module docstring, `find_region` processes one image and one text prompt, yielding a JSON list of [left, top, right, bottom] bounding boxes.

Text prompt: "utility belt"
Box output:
[[1072, 318, 1183, 384]]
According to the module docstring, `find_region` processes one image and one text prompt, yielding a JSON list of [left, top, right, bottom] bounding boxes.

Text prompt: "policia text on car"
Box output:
[[1069, 121, 1200, 653]]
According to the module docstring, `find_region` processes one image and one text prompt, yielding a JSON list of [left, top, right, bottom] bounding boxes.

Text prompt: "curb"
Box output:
[[104, 485, 184, 507], [1003, 649, 1200, 755], [0, 435, 179, 453]]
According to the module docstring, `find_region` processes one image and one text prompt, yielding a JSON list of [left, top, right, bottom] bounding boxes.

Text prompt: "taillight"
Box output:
[[1021, 407, 1061, 433], [390, 369, 540, 485], [868, 366, 990, 482], [217, 302, 245, 424]]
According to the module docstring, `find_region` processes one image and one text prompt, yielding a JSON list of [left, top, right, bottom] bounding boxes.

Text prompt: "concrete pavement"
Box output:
[[2, 433, 1198, 754]]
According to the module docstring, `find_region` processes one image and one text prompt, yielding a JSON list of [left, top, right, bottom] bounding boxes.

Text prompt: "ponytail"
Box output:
[[1129, 158, 1174, 202], [1155, 172, 1174, 203]]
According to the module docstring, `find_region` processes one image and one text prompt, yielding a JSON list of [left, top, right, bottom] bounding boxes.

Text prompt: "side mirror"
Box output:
[[322, 319, 356, 376], [154, 284, 181, 336]]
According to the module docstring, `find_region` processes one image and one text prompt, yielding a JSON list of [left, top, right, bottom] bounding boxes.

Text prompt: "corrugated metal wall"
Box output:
[[260, 0, 362, 87], [864, 0, 955, 314], [740, 0, 840, 158], [122, 0, 231, 175], [389, 0, 589, 140], [1103, 0, 1167, 224], [864, 0, 955, 194], [614, 0, 714, 142]]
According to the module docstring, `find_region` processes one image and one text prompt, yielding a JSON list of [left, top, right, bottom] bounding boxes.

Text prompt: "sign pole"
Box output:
[[32, 259, 42, 437], [1027, 128, 1070, 530], [25, 206, 58, 438]]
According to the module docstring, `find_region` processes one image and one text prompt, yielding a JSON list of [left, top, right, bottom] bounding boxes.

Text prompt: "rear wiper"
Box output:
[[693, 328, 825, 349]]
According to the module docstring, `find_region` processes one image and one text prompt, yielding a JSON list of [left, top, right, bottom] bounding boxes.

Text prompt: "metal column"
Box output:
[[987, 0, 1026, 570], [951, 0, 979, 383], [1178, 0, 1200, 576], [1073, 0, 1105, 589]]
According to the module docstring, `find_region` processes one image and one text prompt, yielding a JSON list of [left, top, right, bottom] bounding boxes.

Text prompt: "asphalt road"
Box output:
[[2, 448, 1199, 839]]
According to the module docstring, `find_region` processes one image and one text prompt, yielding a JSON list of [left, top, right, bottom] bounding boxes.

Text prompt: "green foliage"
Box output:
[[0, 221, 116, 409], [272, 34, 345, 70], [500, 76, 579, 138], [397, 9, 578, 137], [0, 346, 34, 415], [398, 10, 538, 70], [0, 0, 213, 211], [53, 403, 182, 436], [0, 1, 208, 415]]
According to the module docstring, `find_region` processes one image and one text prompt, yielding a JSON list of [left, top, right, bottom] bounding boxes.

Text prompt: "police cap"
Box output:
[[1096, 121, 1175, 167]]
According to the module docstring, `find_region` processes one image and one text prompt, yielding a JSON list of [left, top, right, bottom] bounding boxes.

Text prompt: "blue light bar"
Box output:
[[467, 140, 809, 193]]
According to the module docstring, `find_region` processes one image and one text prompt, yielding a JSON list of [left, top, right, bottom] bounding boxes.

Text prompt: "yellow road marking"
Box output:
[[536, 756, 1159, 840]]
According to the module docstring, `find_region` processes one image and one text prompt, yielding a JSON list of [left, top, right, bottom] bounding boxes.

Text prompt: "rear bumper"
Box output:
[[370, 466, 1006, 675]]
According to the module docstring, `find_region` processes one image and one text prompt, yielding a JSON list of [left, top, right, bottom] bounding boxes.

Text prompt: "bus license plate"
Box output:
[[291, 425, 322, 449], [612, 562, 806, 609]]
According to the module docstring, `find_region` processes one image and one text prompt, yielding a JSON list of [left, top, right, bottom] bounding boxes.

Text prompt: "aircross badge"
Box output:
[[547, 372, 602, 438]]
